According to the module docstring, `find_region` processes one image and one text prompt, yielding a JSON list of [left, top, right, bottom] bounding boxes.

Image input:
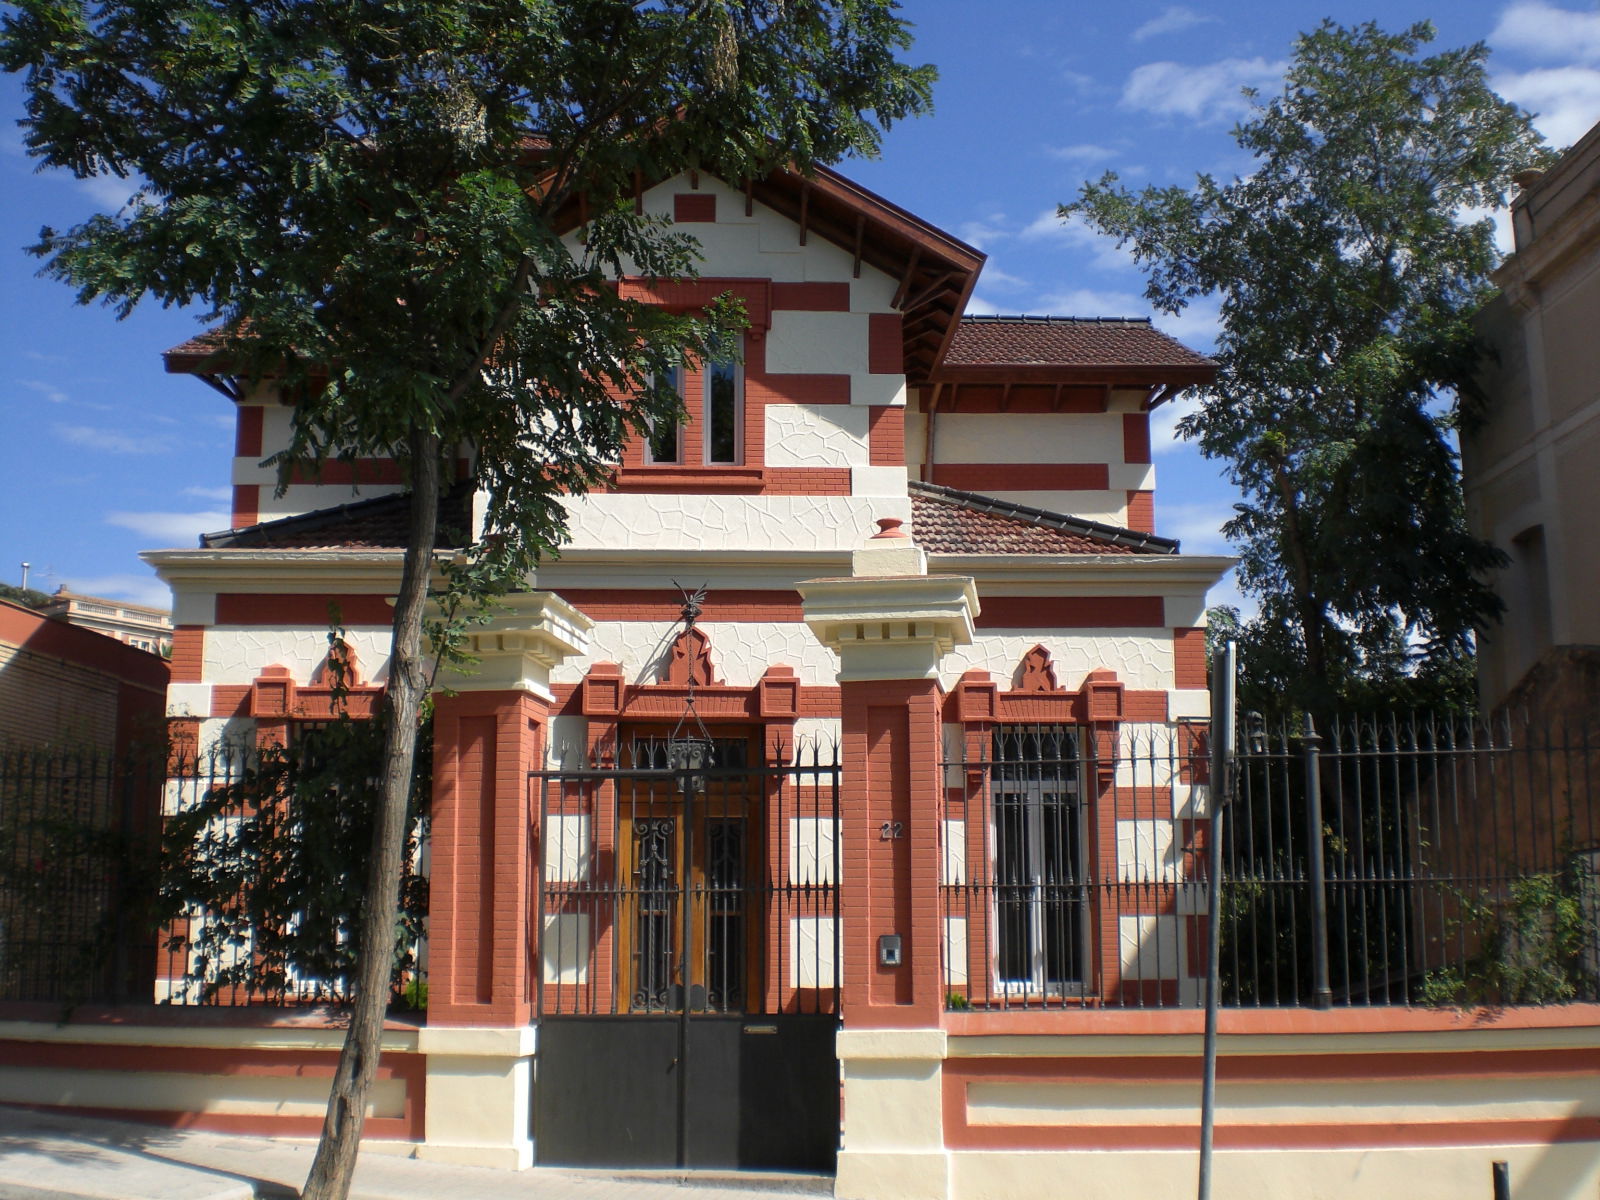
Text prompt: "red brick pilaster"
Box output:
[[839, 677, 946, 1028], [428, 689, 547, 1027]]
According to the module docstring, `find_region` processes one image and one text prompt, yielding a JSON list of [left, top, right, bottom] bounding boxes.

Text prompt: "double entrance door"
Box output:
[[532, 725, 840, 1170], [621, 732, 758, 1014]]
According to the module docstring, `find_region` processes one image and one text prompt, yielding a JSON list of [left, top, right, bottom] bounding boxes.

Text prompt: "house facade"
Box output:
[[78, 163, 1600, 1199]]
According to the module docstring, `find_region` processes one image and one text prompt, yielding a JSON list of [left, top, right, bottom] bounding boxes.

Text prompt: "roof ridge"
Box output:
[[908, 480, 1180, 554], [959, 314, 1153, 325], [200, 480, 473, 549]]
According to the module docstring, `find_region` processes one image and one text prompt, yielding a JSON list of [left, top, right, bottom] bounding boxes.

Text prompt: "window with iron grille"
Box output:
[[991, 725, 1089, 994]]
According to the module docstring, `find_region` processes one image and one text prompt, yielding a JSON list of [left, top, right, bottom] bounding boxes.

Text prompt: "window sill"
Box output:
[[614, 465, 767, 492]]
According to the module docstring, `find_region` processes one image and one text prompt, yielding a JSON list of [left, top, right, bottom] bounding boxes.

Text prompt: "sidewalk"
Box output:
[[0, 1107, 833, 1200]]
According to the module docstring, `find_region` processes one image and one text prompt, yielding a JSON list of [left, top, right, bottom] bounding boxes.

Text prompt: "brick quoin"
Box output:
[[234, 405, 264, 457], [1123, 411, 1152, 464], [929, 463, 1110, 491], [750, 373, 852, 405], [1173, 627, 1207, 689], [868, 406, 905, 465], [1127, 489, 1156, 533], [230, 485, 259, 528], [867, 313, 902, 374], [169, 626, 205, 683]]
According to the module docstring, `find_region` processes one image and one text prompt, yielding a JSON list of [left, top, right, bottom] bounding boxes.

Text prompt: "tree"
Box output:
[[0, 4, 933, 1195], [1068, 21, 1551, 717]]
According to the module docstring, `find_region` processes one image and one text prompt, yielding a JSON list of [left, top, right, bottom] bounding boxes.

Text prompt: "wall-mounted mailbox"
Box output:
[[878, 934, 903, 967]]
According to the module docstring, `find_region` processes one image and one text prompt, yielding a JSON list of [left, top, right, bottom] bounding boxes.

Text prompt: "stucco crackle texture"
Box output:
[[941, 634, 1172, 692], [764, 404, 870, 468], [202, 627, 393, 686], [560, 494, 908, 553], [551, 620, 839, 688]]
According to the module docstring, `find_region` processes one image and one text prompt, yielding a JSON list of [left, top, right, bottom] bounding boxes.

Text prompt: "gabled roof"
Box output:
[[167, 162, 987, 387], [200, 482, 474, 550], [909, 480, 1179, 555], [933, 315, 1214, 388]]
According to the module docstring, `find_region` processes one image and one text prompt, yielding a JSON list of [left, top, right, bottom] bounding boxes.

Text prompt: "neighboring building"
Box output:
[[40, 586, 174, 657], [1466, 117, 1600, 710], [0, 597, 169, 754]]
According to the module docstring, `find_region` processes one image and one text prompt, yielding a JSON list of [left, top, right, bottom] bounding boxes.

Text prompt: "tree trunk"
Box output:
[[302, 428, 441, 1200]]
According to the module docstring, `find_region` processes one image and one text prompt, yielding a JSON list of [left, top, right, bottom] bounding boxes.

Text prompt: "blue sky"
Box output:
[[2, 1, 1597, 611]]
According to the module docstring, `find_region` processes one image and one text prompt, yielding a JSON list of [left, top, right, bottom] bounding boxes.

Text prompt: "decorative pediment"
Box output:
[[311, 639, 362, 687], [1017, 644, 1061, 693], [665, 627, 718, 687]]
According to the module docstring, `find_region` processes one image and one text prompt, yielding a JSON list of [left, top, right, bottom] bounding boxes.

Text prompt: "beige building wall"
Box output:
[[1467, 119, 1600, 708]]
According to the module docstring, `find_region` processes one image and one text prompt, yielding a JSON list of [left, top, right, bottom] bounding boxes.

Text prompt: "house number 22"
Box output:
[[879, 821, 905, 840]]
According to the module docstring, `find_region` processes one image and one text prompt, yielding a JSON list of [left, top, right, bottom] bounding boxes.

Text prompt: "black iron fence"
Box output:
[[941, 714, 1600, 1010], [1, 734, 427, 1009], [0, 744, 163, 1005]]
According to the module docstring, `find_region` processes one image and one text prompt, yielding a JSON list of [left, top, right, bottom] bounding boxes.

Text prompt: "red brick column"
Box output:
[[428, 689, 546, 1027], [839, 677, 947, 1028]]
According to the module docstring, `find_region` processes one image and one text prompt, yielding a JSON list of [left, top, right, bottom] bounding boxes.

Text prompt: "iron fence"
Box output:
[[0, 737, 427, 1008], [940, 714, 1600, 1010], [0, 744, 162, 1005]]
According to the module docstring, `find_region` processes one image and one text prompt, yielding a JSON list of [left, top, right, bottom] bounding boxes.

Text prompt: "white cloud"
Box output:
[[1458, 202, 1516, 256], [974, 264, 1029, 291], [1491, 1, 1600, 64], [957, 213, 1013, 250], [62, 572, 174, 611], [17, 379, 70, 405], [1020, 209, 1138, 271], [182, 485, 234, 502], [1121, 57, 1285, 125], [1150, 389, 1202, 454], [76, 172, 143, 211], [1047, 142, 1126, 163], [1494, 66, 1600, 147], [105, 509, 230, 544], [1036, 285, 1147, 318], [964, 294, 1001, 315], [1203, 570, 1257, 621], [1159, 500, 1235, 556], [55, 424, 175, 455], [1132, 6, 1219, 43]]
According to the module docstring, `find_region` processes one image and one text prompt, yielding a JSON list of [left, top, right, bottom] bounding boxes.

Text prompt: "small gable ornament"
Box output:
[[666, 626, 718, 687], [1017, 644, 1060, 693]]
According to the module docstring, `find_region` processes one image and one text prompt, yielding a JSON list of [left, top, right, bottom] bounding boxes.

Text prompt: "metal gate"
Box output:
[[532, 734, 840, 1169]]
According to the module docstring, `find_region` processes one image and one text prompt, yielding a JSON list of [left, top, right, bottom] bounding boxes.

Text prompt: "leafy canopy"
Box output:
[[1068, 21, 1550, 715], [2, 0, 935, 591]]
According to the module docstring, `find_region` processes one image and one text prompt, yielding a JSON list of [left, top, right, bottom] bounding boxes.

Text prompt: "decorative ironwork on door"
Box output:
[[534, 733, 840, 1018]]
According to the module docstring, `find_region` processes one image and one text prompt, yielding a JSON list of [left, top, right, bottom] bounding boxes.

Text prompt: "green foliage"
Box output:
[[158, 642, 429, 1005], [1421, 860, 1600, 1007], [0, 583, 50, 610], [1069, 22, 1552, 717]]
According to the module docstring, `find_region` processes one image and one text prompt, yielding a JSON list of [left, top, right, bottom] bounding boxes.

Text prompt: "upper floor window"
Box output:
[[635, 339, 743, 469], [704, 354, 741, 465], [644, 367, 684, 464]]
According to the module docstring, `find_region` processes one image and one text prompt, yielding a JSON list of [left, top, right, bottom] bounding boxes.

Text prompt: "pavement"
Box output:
[[0, 1107, 834, 1200]]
